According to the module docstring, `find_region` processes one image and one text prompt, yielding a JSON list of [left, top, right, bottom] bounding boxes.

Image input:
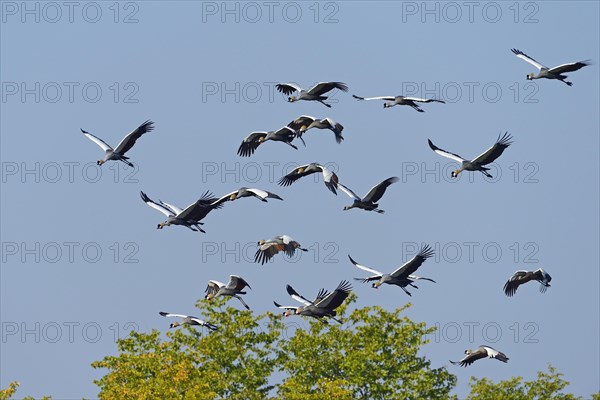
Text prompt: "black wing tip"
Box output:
[[503, 282, 516, 297], [337, 280, 353, 293], [255, 250, 271, 265], [276, 83, 295, 95], [140, 191, 150, 202], [159, 311, 168, 316], [511, 48, 524, 55], [140, 120, 155, 131], [237, 143, 252, 157], [387, 176, 400, 184], [497, 131, 513, 146], [286, 284, 298, 296], [205, 322, 219, 331], [254, 249, 263, 263], [450, 360, 466, 367], [419, 244, 435, 259], [427, 138, 438, 151], [347, 254, 357, 265], [325, 181, 338, 195], [326, 82, 349, 92], [277, 177, 291, 186]]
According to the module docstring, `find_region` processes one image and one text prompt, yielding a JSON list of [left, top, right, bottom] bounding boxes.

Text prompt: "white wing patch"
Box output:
[[83, 131, 113, 152]]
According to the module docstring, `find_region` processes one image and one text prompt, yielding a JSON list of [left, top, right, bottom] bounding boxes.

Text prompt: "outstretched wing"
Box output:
[[210, 191, 238, 208], [362, 177, 399, 203], [403, 97, 445, 104], [273, 301, 299, 311], [190, 318, 218, 331], [205, 280, 224, 295], [286, 284, 314, 306], [178, 191, 223, 221], [548, 60, 592, 75], [159, 200, 183, 215], [483, 346, 509, 363], [503, 270, 529, 297], [450, 348, 487, 367], [471, 132, 513, 166], [348, 255, 384, 277], [511, 48, 546, 70], [159, 312, 187, 319], [428, 139, 466, 163], [81, 129, 113, 152], [314, 281, 352, 310], [308, 82, 348, 96], [272, 126, 297, 141], [391, 244, 434, 279], [238, 131, 267, 157], [114, 120, 154, 155], [278, 164, 319, 186], [228, 275, 251, 291], [140, 191, 174, 217], [247, 188, 283, 201], [276, 83, 303, 95], [255, 241, 285, 265], [287, 115, 316, 131], [352, 94, 395, 101], [337, 183, 361, 201]]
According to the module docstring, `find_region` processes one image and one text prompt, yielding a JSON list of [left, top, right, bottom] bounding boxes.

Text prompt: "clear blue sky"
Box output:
[[1, 1, 598, 398]]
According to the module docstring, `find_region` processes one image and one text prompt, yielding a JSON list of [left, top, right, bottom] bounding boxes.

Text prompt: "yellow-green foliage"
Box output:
[[92, 296, 457, 399], [466, 364, 585, 400]]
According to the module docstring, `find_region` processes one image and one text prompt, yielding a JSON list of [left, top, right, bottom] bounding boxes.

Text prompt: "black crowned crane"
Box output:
[[274, 280, 352, 324], [158, 312, 218, 331], [338, 177, 399, 213], [353, 94, 445, 112], [450, 345, 509, 367], [81, 120, 154, 167], [503, 268, 552, 297], [276, 82, 348, 108], [255, 235, 307, 265], [140, 191, 222, 232], [349, 244, 436, 296], [278, 163, 339, 195], [287, 115, 344, 144], [511, 48, 591, 86], [205, 275, 252, 310], [428, 133, 513, 178], [237, 126, 298, 157]]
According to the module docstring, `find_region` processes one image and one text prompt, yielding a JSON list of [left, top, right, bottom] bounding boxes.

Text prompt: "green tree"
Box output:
[[0, 382, 19, 400], [276, 295, 457, 399], [92, 295, 457, 399], [0, 381, 51, 400], [92, 298, 282, 399], [466, 364, 587, 400]]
